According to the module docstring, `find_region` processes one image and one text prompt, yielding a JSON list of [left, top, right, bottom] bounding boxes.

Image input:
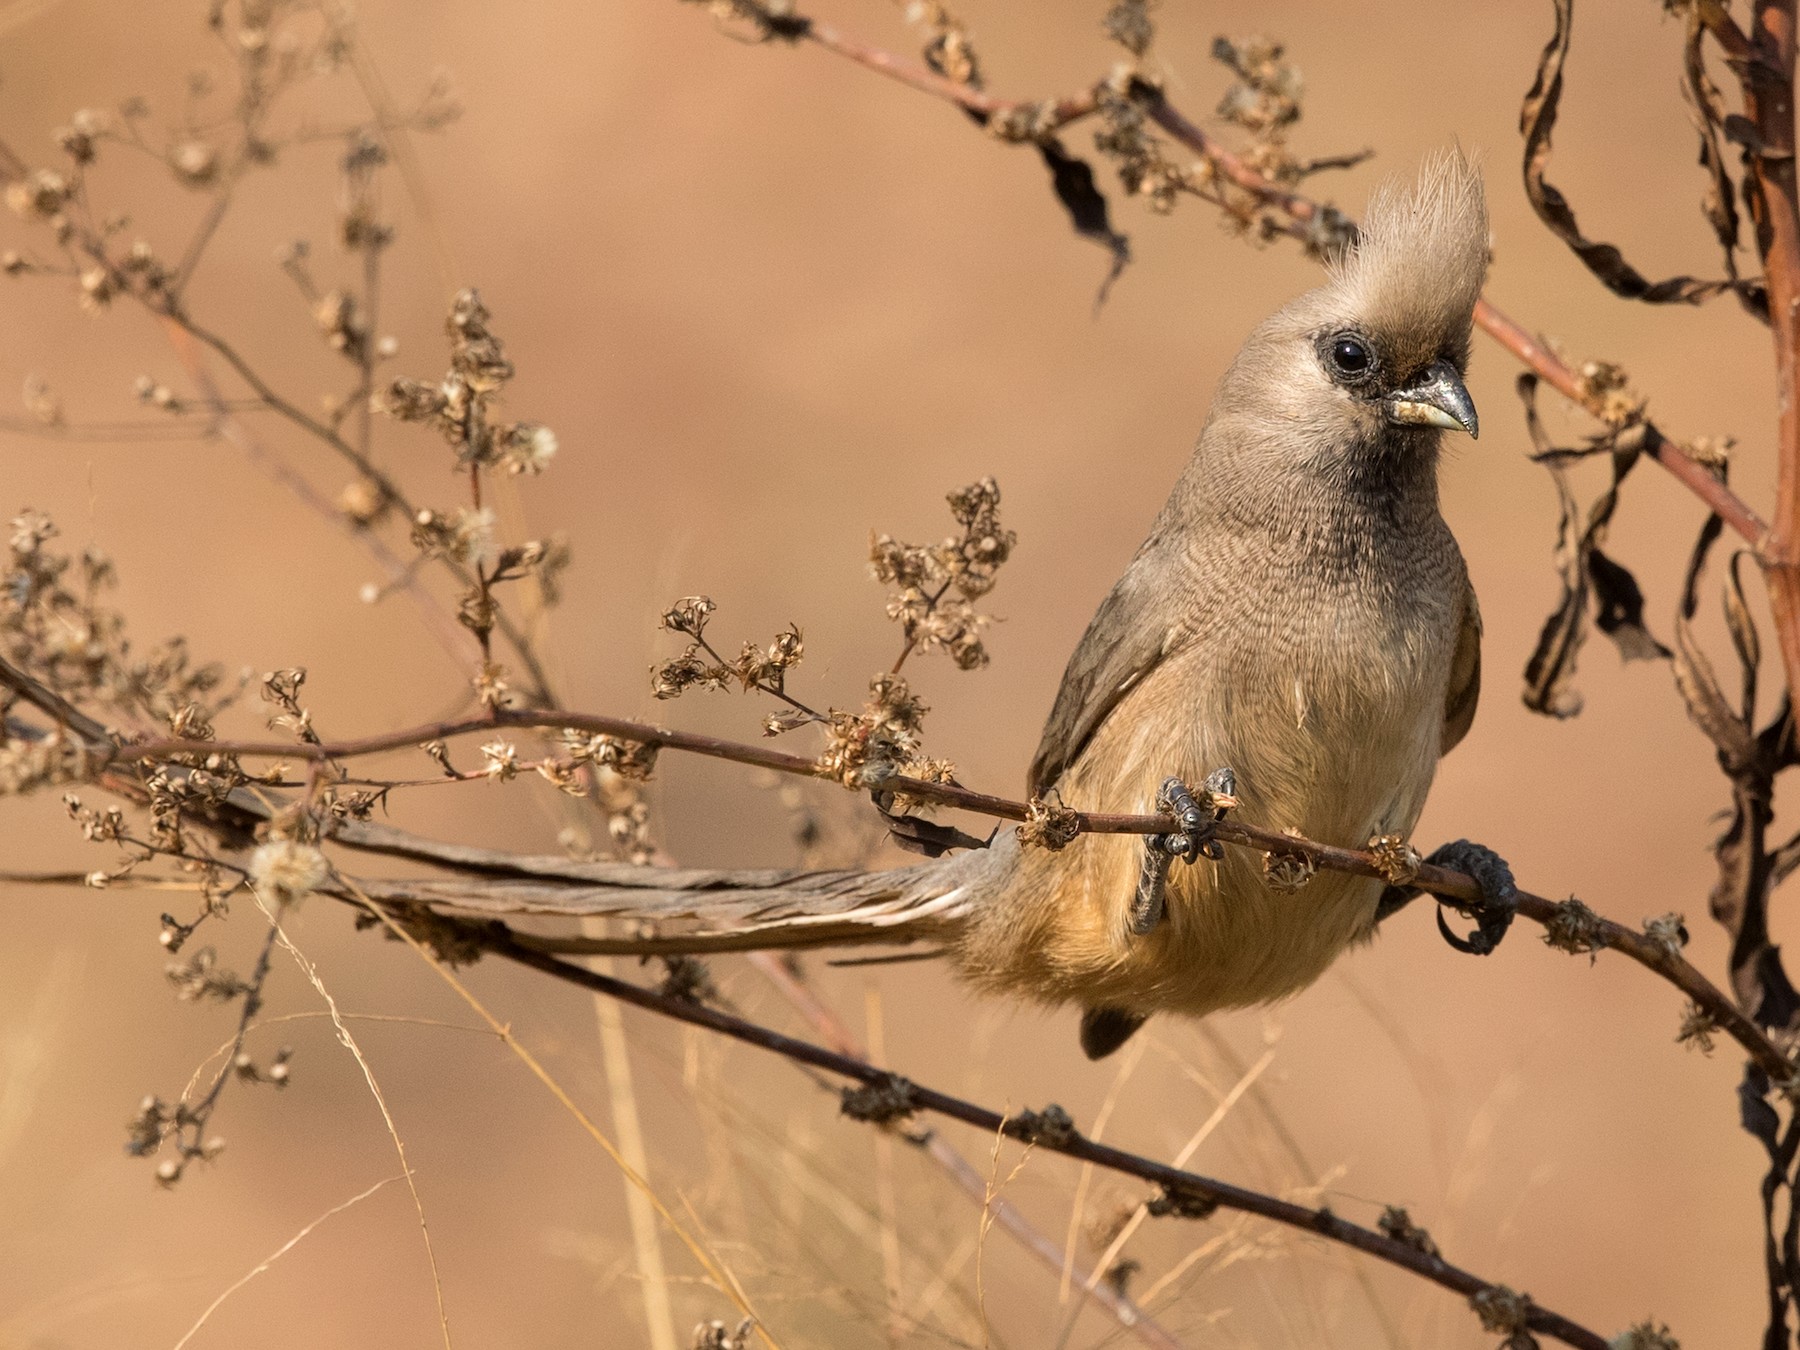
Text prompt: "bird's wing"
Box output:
[[1028, 547, 1180, 795], [1441, 575, 1481, 756]]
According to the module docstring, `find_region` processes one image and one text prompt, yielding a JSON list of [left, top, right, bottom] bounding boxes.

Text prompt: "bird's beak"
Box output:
[[1384, 361, 1479, 439]]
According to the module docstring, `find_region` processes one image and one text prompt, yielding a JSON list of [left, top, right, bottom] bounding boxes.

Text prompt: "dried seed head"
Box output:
[[535, 758, 588, 796], [6, 170, 71, 218], [338, 477, 389, 526], [1212, 35, 1304, 137], [1469, 1285, 1533, 1337], [1013, 1103, 1079, 1146], [411, 506, 498, 565], [1577, 359, 1645, 428], [1676, 1001, 1718, 1055], [313, 290, 366, 358], [170, 140, 218, 186], [248, 839, 330, 905], [166, 947, 251, 1001], [78, 266, 116, 311], [1643, 912, 1689, 960], [377, 376, 449, 423], [473, 662, 512, 710], [55, 113, 101, 164], [1103, 0, 1155, 57], [1017, 794, 1080, 850], [1377, 1205, 1439, 1257], [1540, 897, 1604, 960], [502, 423, 558, 475], [446, 288, 514, 389], [480, 739, 520, 781], [660, 595, 717, 637], [1262, 847, 1315, 893], [1609, 1320, 1680, 1350], [1367, 834, 1421, 886], [817, 673, 930, 789]]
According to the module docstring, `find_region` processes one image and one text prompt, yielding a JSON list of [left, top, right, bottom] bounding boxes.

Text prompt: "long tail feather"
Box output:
[[337, 822, 987, 955]]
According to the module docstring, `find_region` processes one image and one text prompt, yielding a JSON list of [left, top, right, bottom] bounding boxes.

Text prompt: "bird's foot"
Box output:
[[1425, 839, 1518, 956], [1130, 769, 1236, 936]]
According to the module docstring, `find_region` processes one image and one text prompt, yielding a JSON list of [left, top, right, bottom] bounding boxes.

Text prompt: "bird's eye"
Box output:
[[1330, 337, 1371, 376]]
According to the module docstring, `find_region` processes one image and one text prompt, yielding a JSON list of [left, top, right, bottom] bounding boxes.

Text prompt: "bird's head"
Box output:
[[1219, 151, 1489, 478]]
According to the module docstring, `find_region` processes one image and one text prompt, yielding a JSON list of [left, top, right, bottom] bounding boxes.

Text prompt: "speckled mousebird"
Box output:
[[434, 151, 1515, 1058]]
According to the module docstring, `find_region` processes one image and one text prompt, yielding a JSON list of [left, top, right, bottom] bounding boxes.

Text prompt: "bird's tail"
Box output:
[[342, 828, 991, 956]]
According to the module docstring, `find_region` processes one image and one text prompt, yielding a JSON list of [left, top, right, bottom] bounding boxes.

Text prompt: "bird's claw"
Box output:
[[1131, 769, 1236, 936], [1426, 839, 1517, 956]]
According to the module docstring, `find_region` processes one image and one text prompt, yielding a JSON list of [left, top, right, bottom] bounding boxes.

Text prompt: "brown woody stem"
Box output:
[[1743, 2, 1800, 710], [109, 704, 1794, 1081]]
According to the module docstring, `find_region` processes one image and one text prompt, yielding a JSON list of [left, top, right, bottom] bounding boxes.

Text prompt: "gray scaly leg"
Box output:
[[1130, 768, 1236, 936]]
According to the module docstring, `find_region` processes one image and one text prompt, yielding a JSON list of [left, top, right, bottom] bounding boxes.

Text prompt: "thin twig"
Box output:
[[159, 322, 480, 674], [147, 308, 558, 705]]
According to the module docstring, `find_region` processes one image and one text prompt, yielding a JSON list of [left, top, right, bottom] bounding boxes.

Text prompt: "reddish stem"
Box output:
[[1745, 3, 1800, 707]]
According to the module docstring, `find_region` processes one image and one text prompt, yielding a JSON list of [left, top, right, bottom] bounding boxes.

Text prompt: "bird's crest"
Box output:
[[1327, 150, 1489, 375]]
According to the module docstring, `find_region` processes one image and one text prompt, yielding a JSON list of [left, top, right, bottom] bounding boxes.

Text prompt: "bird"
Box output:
[[379, 150, 1512, 1059]]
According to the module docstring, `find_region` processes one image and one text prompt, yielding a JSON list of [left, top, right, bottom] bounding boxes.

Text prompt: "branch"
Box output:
[[151, 310, 560, 707], [1739, 1, 1800, 734], [472, 927, 1612, 1350], [1699, 0, 1756, 64], [796, 16, 1102, 136], [1140, 94, 1769, 545], [95, 702, 1795, 1081], [158, 324, 481, 676], [706, 9, 1768, 552], [743, 953, 1187, 1349]]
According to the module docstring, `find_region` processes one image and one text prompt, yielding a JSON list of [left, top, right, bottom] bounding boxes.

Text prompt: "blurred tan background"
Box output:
[[0, 0, 1778, 1346]]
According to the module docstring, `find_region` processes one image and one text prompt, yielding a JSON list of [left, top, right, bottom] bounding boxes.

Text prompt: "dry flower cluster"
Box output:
[[646, 479, 1019, 808]]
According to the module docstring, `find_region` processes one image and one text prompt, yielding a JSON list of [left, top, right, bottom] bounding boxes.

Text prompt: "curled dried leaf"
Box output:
[[1517, 375, 1666, 719], [1521, 0, 1758, 311]]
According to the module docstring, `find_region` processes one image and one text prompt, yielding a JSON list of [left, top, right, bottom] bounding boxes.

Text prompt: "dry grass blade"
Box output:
[[1057, 1037, 1145, 1306], [1080, 1048, 1274, 1303], [171, 1173, 403, 1350], [0, 950, 80, 1170], [589, 954, 680, 1350], [333, 874, 777, 1347], [255, 896, 453, 1350], [976, 1118, 1036, 1350], [1259, 1009, 1417, 1349], [864, 986, 906, 1343], [1134, 1229, 1236, 1309], [0, 0, 58, 37], [744, 953, 1187, 1348]]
